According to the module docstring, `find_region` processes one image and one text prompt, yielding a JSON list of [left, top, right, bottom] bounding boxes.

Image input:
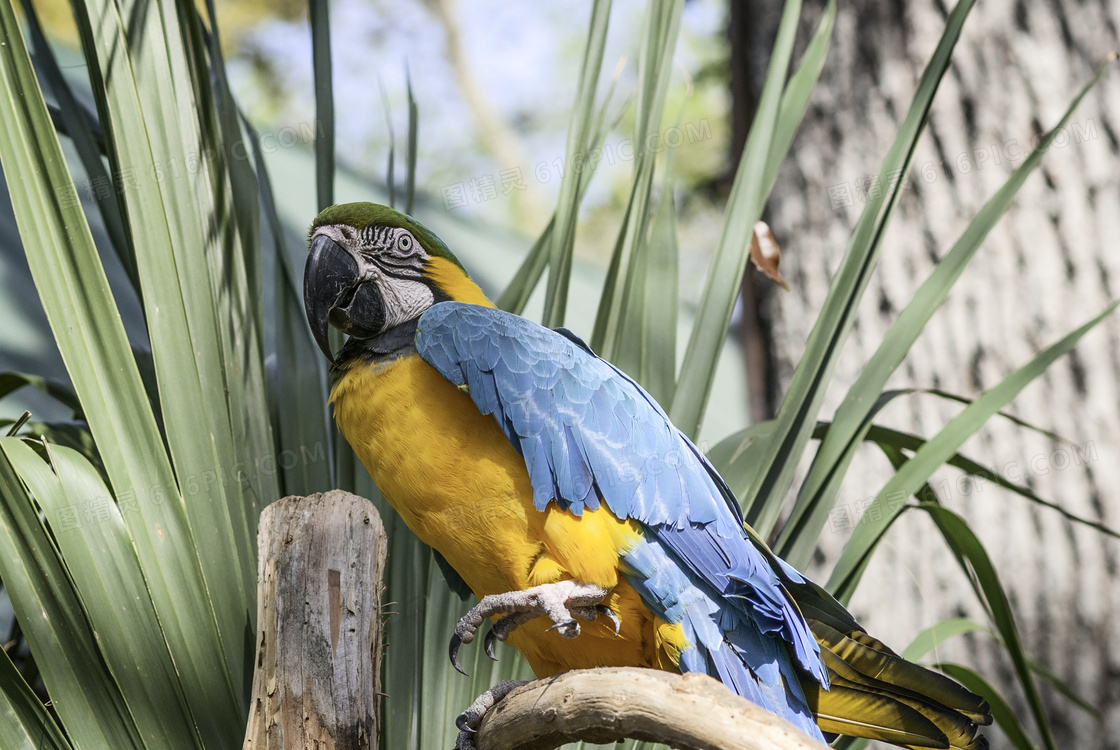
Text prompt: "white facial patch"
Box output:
[[374, 274, 434, 329]]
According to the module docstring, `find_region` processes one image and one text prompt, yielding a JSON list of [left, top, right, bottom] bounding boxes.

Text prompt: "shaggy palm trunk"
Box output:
[[734, 0, 1120, 747]]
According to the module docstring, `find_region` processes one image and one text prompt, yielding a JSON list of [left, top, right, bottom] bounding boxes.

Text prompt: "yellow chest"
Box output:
[[331, 354, 536, 593], [329, 350, 687, 675]]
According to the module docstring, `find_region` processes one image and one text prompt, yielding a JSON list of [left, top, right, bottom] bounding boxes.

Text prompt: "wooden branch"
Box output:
[[475, 667, 828, 750], [243, 491, 387, 750]]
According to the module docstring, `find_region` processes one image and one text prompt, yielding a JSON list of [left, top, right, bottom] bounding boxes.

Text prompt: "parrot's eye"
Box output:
[[397, 234, 413, 252]]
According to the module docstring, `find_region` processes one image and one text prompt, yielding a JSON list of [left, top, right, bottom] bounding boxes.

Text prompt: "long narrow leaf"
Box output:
[[1, 0, 244, 739], [311, 0, 335, 210], [828, 300, 1119, 596], [72, 0, 254, 712], [739, 0, 977, 537], [670, 0, 833, 441], [936, 663, 1038, 750], [591, 0, 683, 361], [900, 617, 988, 662], [0, 442, 141, 748], [922, 509, 1055, 749], [541, 0, 611, 327], [245, 118, 333, 496], [19, 0, 134, 284], [840, 437, 1057, 750], [903, 618, 1100, 721], [0, 646, 71, 750], [762, 0, 836, 191], [0, 373, 81, 415], [500, 83, 626, 316], [861, 422, 1120, 540], [778, 60, 1112, 567], [405, 67, 418, 215], [3, 439, 201, 749]]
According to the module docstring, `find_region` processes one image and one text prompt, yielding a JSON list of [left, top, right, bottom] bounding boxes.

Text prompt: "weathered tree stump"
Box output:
[[474, 668, 828, 750], [243, 491, 387, 750]]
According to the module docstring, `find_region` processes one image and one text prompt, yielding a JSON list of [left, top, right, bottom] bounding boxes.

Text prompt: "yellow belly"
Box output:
[[330, 353, 689, 675]]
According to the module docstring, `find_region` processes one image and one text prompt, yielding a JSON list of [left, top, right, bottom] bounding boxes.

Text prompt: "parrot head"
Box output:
[[304, 202, 485, 364]]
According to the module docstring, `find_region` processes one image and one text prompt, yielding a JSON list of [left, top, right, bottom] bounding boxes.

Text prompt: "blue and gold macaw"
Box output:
[[304, 203, 992, 749]]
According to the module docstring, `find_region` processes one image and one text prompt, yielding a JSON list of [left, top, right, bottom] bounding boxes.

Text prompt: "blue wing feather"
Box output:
[[416, 302, 826, 738]]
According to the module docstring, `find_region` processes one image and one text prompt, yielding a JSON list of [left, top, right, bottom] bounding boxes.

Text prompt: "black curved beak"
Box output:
[[304, 234, 360, 365]]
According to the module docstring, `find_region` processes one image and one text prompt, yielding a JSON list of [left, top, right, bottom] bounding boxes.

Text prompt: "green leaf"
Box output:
[[778, 59, 1112, 568], [244, 116, 334, 497], [900, 617, 988, 662], [380, 78, 396, 209], [739, 0, 976, 538], [199, 1, 281, 559], [3, 412, 30, 437], [590, 0, 683, 361], [500, 82, 626, 317], [0, 644, 71, 750], [0, 442, 141, 748], [7, 421, 101, 476], [828, 299, 1119, 599], [0, 372, 81, 416], [862, 422, 1120, 541], [901, 618, 1100, 722], [72, 0, 257, 707], [311, 0, 335, 211], [705, 419, 776, 502], [837, 437, 1056, 750], [762, 0, 836, 192], [0, 0, 245, 739], [2, 438, 202, 748], [670, 0, 835, 442], [541, 0, 612, 327], [614, 173, 679, 405], [936, 663, 1038, 750], [498, 216, 554, 314], [405, 67, 419, 216], [18, 0, 134, 285], [921, 509, 1052, 750], [917, 388, 1069, 444]]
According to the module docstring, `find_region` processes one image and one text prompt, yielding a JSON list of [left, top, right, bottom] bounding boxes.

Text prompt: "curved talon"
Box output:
[[483, 626, 499, 661], [455, 713, 477, 733], [597, 605, 621, 636], [449, 633, 469, 676], [546, 618, 581, 638]]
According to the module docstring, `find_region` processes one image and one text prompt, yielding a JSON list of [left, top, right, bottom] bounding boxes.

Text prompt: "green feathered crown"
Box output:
[[310, 202, 467, 273]]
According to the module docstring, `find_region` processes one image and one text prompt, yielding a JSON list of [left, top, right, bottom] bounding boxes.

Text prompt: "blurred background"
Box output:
[[2, 0, 1119, 747]]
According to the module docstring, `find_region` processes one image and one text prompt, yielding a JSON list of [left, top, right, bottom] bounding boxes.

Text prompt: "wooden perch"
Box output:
[[474, 667, 828, 750], [241, 493, 820, 749], [243, 491, 387, 750]]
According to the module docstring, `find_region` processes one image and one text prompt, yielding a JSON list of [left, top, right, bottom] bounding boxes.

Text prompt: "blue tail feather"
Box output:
[[622, 533, 825, 743]]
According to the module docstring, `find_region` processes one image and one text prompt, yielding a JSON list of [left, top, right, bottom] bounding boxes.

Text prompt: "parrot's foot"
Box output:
[[453, 679, 527, 750], [448, 580, 617, 674]]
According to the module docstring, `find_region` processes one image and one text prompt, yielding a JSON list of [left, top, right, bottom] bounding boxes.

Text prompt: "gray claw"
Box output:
[[449, 633, 468, 676], [546, 618, 581, 638], [597, 605, 621, 636], [450, 581, 610, 675], [483, 626, 499, 661], [454, 679, 528, 750]]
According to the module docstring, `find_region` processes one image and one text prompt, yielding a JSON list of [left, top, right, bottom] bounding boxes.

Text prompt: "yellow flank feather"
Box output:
[[331, 353, 688, 676]]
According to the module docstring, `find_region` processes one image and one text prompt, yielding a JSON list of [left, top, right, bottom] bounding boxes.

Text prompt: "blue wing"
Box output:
[[416, 301, 826, 738]]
